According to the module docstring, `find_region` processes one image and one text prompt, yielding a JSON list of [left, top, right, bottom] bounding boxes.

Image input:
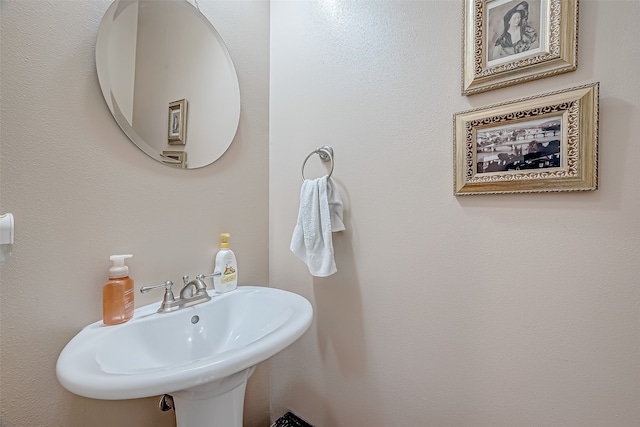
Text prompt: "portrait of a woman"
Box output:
[[491, 1, 538, 60]]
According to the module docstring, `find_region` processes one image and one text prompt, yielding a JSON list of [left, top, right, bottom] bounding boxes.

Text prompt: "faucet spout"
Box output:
[[179, 275, 209, 299]]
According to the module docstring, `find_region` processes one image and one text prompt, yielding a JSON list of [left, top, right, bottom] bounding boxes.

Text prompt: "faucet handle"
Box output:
[[198, 272, 222, 280], [193, 272, 222, 294], [140, 280, 174, 295], [140, 281, 177, 312]]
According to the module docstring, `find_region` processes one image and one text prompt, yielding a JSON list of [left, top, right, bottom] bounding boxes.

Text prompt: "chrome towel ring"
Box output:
[[301, 145, 334, 181]]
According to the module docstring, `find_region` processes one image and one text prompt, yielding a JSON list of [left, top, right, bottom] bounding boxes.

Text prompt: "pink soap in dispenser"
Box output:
[[102, 254, 134, 326]]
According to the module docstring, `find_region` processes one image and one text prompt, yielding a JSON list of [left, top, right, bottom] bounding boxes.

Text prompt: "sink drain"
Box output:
[[191, 315, 200, 324]]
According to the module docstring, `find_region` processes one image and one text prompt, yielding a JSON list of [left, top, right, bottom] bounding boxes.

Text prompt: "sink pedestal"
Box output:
[[172, 366, 256, 427]]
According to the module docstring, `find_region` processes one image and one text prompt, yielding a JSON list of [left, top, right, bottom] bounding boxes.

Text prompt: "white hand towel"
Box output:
[[290, 175, 344, 277]]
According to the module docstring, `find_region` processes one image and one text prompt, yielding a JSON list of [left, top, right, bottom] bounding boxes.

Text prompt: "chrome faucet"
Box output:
[[140, 272, 221, 313], [180, 275, 208, 299]]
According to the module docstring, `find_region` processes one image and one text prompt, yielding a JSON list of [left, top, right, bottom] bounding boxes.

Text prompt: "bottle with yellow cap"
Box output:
[[213, 233, 238, 293]]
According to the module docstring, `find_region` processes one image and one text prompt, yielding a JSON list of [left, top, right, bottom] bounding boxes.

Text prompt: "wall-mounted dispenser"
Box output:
[[0, 213, 14, 265]]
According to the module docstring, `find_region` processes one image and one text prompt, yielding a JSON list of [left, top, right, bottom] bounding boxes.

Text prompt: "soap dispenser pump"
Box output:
[[103, 254, 134, 326]]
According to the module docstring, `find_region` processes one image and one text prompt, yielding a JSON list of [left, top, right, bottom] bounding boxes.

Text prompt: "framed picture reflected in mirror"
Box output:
[[168, 99, 187, 145]]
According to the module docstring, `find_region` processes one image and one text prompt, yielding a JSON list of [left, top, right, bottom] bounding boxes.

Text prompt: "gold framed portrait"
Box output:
[[462, 0, 578, 95]]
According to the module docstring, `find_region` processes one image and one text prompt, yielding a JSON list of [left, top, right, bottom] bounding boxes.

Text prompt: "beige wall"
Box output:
[[2, 1, 640, 427], [0, 1, 270, 426], [269, 1, 640, 426]]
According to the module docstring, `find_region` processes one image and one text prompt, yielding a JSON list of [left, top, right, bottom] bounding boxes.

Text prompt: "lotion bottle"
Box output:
[[103, 254, 134, 325], [213, 233, 238, 293]]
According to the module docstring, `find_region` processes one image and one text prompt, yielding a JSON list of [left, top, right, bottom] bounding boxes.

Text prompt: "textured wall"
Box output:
[[0, 1, 270, 426], [269, 1, 640, 426]]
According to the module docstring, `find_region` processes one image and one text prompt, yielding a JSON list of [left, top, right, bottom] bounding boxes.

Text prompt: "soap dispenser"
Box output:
[[103, 254, 134, 326], [213, 233, 238, 293]]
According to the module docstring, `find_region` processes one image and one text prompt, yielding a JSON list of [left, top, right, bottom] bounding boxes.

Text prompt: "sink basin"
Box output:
[[57, 286, 313, 426]]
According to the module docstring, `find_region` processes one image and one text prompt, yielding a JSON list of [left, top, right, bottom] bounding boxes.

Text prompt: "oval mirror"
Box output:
[[96, 0, 241, 169]]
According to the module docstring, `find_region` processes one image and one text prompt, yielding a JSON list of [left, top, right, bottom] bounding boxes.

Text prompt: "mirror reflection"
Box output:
[[96, 0, 241, 169]]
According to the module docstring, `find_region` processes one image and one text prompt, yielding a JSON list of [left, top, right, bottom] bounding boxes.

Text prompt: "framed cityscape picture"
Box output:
[[454, 83, 599, 195], [161, 150, 187, 168]]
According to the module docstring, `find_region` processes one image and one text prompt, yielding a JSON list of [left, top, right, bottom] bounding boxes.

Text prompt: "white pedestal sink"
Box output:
[[56, 286, 313, 427]]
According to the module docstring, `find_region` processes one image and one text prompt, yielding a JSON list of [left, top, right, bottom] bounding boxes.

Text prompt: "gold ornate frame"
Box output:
[[454, 83, 598, 195], [168, 99, 187, 145], [161, 150, 187, 168], [462, 0, 578, 95]]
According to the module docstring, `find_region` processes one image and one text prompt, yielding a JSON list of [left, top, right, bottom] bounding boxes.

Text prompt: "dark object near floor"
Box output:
[[272, 411, 313, 427]]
